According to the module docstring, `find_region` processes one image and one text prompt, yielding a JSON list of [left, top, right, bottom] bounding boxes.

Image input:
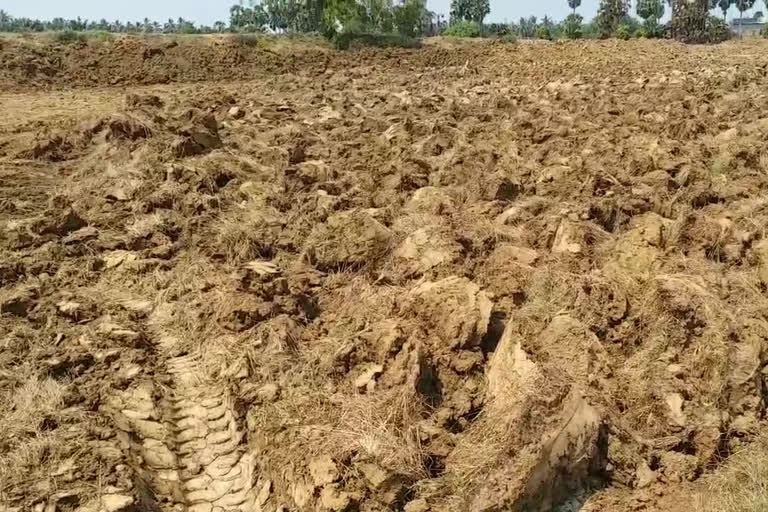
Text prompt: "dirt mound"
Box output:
[[11, 95, 225, 165], [0, 35, 480, 91], [305, 209, 393, 270], [5, 38, 768, 512], [170, 109, 223, 157], [6, 36, 763, 93], [402, 276, 492, 352], [0, 36, 298, 90], [432, 315, 608, 511]]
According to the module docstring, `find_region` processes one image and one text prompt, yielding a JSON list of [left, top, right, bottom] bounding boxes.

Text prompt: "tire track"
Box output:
[[108, 335, 257, 511]]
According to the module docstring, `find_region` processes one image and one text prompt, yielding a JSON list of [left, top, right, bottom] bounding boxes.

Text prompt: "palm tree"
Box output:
[[718, 0, 731, 21], [734, 0, 756, 33], [568, 0, 582, 15]]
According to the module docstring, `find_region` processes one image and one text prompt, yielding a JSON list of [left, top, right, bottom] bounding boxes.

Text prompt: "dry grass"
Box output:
[[0, 377, 71, 497], [125, 211, 169, 240], [438, 412, 513, 501], [0, 376, 66, 440], [698, 434, 768, 512], [1, 434, 63, 488], [211, 200, 282, 263], [329, 389, 429, 480], [229, 34, 273, 49], [7, 34, 768, 512]]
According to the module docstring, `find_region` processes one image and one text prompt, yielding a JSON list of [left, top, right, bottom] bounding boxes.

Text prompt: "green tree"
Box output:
[[231, 3, 269, 30], [291, 0, 329, 31], [450, 0, 491, 24], [360, 0, 395, 32], [444, 19, 481, 36], [667, 0, 730, 42], [393, 0, 428, 36], [596, 0, 630, 37], [568, 0, 582, 14], [520, 16, 538, 37], [324, 0, 368, 35], [287, 0, 328, 32], [536, 23, 553, 39], [717, 0, 731, 21], [637, 0, 665, 35], [261, 0, 299, 30], [637, 0, 664, 20], [230, 4, 246, 26], [563, 13, 584, 37], [177, 18, 199, 33]]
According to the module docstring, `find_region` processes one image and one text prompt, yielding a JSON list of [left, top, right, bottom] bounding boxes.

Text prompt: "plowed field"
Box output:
[[3, 35, 768, 512]]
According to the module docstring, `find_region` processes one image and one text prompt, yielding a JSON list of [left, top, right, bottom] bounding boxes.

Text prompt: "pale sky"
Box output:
[[0, 0, 603, 25], [0, 0, 756, 25]]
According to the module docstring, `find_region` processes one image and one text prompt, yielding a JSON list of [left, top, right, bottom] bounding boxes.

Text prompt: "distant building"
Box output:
[[730, 12, 765, 36]]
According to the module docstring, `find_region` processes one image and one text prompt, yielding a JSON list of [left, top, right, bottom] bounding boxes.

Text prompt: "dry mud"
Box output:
[[3, 37, 768, 512]]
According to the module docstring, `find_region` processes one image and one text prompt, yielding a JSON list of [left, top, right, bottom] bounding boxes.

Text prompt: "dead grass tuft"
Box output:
[[211, 201, 282, 263], [329, 388, 429, 480], [0, 434, 60, 486], [0, 378, 75, 499], [1, 376, 66, 440], [437, 411, 514, 501], [699, 434, 768, 512]]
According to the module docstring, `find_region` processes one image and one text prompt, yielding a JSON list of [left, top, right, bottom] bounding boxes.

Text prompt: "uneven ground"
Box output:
[[3, 35, 768, 512]]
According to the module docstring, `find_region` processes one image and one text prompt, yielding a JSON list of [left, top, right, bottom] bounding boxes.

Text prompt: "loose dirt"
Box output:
[[3, 35, 768, 512]]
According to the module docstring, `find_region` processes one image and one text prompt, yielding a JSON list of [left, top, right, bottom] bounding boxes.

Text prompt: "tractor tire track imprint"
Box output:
[[108, 336, 256, 512]]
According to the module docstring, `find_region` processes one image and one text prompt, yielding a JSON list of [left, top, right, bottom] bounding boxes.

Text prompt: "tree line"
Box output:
[[228, 0, 445, 38], [0, 10, 230, 34], [587, 0, 761, 41], [0, 1, 442, 37], [0, 0, 763, 43]]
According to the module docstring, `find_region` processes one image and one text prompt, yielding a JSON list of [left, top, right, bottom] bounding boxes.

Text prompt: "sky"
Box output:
[[1, 0, 602, 25], [1, 0, 757, 25]]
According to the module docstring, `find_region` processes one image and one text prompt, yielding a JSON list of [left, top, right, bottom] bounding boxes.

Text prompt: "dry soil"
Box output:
[[2, 35, 768, 512]]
